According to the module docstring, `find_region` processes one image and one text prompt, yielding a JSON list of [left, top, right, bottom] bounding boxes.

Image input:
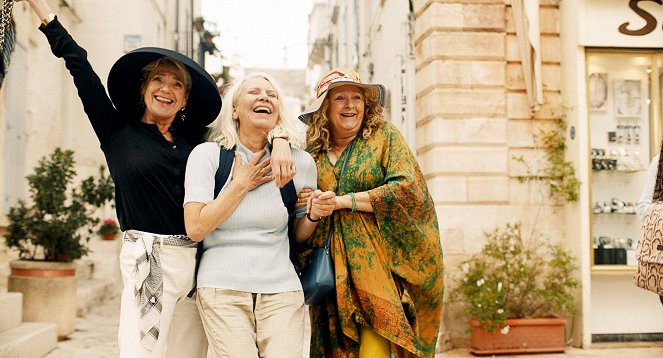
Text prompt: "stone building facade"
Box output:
[[308, 0, 572, 350], [414, 0, 567, 347]]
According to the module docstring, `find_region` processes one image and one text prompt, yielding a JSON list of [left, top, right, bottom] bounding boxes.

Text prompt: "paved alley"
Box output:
[[44, 292, 663, 358]]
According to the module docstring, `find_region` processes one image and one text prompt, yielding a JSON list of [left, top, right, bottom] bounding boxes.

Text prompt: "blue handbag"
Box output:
[[299, 139, 355, 306], [300, 223, 335, 305]]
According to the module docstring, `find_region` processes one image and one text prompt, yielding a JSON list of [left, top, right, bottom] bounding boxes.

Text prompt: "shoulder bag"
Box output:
[[300, 139, 355, 306], [634, 155, 663, 295]]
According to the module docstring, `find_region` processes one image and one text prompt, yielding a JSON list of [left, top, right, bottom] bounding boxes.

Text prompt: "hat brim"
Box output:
[[298, 81, 385, 124], [107, 47, 222, 127]]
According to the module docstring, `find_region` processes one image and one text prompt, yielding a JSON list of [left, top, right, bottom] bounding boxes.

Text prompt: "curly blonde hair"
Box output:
[[306, 86, 383, 158]]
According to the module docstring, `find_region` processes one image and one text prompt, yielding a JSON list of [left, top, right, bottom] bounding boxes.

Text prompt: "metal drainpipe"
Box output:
[[175, 0, 180, 51], [190, 0, 194, 57]]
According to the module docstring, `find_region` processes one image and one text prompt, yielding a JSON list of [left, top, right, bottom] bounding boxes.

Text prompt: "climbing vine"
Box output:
[[515, 111, 580, 204]]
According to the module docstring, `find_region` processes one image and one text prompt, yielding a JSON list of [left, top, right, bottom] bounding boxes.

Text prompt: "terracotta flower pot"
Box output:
[[102, 232, 116, 240], [470, 317, 566, 355]]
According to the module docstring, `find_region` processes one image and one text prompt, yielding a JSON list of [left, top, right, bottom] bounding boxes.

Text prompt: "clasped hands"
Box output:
[[298, 188, 336, 221]]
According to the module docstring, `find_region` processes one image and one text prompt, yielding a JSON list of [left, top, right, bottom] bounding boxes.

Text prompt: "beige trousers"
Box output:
[[118, 240, 207, 358], [196, 288, 305, 358]]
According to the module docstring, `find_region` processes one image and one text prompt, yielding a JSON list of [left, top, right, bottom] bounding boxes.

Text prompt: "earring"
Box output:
[[180, 107, 186, 122], [140, 95, 146, 108]]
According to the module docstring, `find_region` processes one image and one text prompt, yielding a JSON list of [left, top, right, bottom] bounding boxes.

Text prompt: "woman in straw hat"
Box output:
[[298, 68, 444, 357], [17, 0, 295, 356]]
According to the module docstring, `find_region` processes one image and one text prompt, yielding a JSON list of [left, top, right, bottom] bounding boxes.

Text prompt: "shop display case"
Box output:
[[587, 52, 662, 271]]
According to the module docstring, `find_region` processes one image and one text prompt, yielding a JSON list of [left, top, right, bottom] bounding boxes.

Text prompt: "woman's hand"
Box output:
[[15, 0, 52, 23], [271, 137, 295, 188], [296, 188, 313, 208], [307, 190, 336, 220], [231, 150, 273, 192]]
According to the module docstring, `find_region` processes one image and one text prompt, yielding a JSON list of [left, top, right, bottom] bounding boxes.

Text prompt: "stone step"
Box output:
[[0, 292, 22, 333], [76, 279, 119, 317], [0, 322, 57, 358]]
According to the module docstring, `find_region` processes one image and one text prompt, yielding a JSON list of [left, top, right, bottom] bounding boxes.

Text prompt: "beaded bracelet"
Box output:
[[349, 192, 357, 213]]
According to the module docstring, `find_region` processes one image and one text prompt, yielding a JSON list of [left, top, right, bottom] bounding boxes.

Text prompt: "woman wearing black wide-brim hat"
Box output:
[[17, 0, 295, 356]]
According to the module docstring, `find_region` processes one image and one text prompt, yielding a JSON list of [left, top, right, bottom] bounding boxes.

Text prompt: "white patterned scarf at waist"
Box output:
[[123, 229, 197, 350]]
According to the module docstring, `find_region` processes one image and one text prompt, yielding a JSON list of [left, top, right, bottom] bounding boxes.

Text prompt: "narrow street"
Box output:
[[45, 293, 120, 358], [44, 291, 663, 358]]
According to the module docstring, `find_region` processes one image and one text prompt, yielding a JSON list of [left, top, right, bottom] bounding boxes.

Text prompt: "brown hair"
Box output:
[[306, 85, 384, 158], [140, 57, 192, 94]]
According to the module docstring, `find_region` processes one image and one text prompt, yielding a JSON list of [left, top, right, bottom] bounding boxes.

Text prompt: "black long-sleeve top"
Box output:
[[40, 18, 202, 235]]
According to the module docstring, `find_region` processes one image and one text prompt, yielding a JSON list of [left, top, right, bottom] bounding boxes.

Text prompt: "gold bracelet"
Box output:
[[41, 13, 55, 27]]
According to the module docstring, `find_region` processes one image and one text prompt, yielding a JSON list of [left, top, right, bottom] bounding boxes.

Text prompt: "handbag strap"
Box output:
[[323, 138, 356, 249]]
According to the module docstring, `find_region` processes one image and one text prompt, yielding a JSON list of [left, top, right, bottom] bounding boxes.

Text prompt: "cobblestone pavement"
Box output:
[[46, 293, 120, 358], [46, 293, 663, 357]]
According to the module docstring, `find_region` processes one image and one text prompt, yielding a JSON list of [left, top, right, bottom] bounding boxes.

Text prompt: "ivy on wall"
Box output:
[[514, 111, 580, 204]]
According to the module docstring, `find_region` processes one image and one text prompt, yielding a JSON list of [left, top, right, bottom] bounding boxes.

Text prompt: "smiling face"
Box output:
[[327, 84, 365, 139], [140, 63, 189, 124], [233, 76, 280, 138]]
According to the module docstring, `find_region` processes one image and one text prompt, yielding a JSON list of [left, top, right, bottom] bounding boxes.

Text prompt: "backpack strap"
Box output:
[[215, 146, 235, 197], [280, 180, 296, 215], [187, 146, 236, 298]]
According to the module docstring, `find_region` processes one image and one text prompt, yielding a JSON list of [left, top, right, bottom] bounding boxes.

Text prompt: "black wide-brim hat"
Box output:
[[108, 47, 221, 127]]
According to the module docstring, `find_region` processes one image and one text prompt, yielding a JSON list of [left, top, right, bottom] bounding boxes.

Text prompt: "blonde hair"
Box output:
[[207, 73, 304, 149], [306, 85, 383, 158]]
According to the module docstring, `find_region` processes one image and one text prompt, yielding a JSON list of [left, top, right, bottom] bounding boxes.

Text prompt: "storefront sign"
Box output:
[[618, 0, 661, 36], [583, 0, 663, 47]]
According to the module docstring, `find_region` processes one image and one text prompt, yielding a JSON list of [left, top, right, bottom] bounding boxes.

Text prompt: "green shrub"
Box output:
[[5, 148, 115, 262], [450, 223, 579, 333]]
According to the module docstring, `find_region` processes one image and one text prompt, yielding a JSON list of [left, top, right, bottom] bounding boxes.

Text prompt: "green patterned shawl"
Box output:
[[307, 121, 444, 357]]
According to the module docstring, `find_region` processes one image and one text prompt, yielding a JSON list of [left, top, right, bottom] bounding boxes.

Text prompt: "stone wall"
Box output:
[[412, 0, 564, 348]]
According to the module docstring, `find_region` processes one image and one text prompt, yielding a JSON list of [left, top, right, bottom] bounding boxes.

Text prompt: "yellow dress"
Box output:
[[307, 121, 444, 357]]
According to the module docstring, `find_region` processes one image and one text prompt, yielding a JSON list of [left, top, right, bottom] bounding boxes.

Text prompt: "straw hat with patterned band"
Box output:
[[108, 47, 222, 127], [298, 67, 385, 124]]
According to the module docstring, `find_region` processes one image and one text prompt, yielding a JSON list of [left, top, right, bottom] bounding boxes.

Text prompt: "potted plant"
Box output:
[[5, 148, 115, 337], [450, 223, 579, 355], [97, 218, 119, 240]]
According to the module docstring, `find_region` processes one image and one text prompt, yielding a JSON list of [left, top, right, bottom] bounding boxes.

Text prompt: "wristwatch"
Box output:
[[41, 13, 55, 27]]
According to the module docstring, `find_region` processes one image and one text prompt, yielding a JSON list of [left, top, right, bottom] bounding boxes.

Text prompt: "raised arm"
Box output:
[[16, 0, 50, 21], [18, 0, 118, 145]]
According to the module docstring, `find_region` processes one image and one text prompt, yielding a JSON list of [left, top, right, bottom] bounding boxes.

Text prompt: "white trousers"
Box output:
[[118, 240, 207, 358]]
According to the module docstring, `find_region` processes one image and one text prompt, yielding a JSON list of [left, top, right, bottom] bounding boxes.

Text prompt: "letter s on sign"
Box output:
[[618, 0, 662, 36]]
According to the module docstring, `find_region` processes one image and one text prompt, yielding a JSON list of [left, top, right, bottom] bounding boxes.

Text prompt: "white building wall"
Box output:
[[0, 0, 200, 221], [306, 0, 416, 146], [356, 0, 416, 146]]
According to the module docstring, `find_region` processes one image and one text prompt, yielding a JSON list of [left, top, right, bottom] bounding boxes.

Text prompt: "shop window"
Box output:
[[587, 51, 663, 270]]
